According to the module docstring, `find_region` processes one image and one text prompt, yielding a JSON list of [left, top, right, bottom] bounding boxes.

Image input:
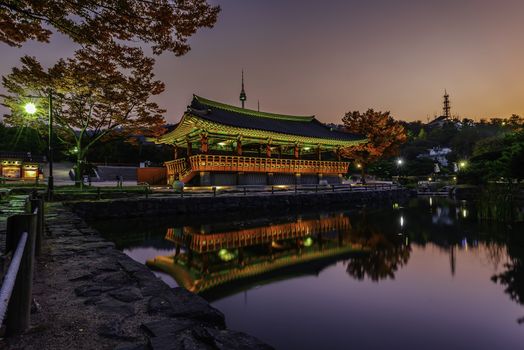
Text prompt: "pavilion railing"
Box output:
[[187, 154, 348, 175], [165, 215, 351, 253]]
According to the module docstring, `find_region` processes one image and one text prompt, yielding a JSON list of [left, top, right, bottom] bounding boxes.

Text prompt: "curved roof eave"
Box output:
[[157, 113, 367, 147]]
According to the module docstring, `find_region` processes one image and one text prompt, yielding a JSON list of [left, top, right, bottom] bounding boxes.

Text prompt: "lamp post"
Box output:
[[23, 90, 54, 200], [396, 158, 403, 178]]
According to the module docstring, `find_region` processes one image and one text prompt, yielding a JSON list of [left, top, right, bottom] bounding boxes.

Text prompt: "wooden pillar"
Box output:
[[294, 144, 300, 159], [336, 148, 341, 161], [200, 171, 211, 186], [200, 133, 208, 154], [295, 173, 301, 185], [267, 172, 274, 185], [266, 143, 272, 158], [236, 137, 243, 156], [278, 145, 282, 159], [173, 144, 179, 159], [186, 139, 192, 157], [316, 145, 322, 161]]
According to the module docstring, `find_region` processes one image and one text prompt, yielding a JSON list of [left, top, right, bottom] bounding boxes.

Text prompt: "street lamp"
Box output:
[[396, 158, 404, 178], [23, 91, 54, 200], [459, 161, 467, 170], [24, 102, 37, 115]]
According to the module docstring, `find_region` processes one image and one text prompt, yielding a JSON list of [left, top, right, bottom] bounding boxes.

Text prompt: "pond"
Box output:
[[92, 197, 524, 350]]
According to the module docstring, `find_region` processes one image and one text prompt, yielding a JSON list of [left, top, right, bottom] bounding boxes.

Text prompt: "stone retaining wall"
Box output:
[[70, 189, 410, 220]]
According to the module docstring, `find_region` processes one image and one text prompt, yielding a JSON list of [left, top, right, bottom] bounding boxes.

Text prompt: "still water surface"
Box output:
[[93, 198, 524, 350]]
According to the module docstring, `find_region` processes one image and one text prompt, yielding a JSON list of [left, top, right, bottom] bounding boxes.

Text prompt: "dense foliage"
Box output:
[[2, 47, 166, 180], [340, 109, 407, 178], [0, 0, 219, 56], [0, 122, 172, 165]]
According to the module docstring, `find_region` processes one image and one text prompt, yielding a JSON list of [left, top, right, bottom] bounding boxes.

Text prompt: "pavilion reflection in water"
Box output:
[[146, 214, 368, 293]]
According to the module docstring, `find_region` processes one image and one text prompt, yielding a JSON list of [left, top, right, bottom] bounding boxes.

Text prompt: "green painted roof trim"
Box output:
[[194, 95, 315, 122]]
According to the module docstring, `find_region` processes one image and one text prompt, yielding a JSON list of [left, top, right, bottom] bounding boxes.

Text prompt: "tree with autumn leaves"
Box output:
[[2, 47, 165, 183], [0, 0, 219, 57], [340, 109, 407, 180], [1, 0, 220, 182]]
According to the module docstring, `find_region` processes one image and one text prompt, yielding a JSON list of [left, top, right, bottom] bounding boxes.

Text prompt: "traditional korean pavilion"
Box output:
[[158, 94, 365, 186]]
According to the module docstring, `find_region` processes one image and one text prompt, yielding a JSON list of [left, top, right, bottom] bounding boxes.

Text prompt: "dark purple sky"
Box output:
[[2, 0, 524, 123]]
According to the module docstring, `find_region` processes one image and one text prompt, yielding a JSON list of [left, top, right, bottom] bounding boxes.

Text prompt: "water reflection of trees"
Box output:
[[347, 243, 410, 281], [491, 236, 524, 322], [346, 211, 411, 282]]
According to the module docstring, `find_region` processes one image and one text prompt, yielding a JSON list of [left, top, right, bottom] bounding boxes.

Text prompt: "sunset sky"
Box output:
[[2, 0, 524, 123]]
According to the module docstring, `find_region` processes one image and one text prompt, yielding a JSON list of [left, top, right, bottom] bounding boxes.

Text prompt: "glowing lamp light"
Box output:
[[24, 102, 37, 115], [459, 161, 467, 168], [396, 158, 403, 165], [356, 164, 362, 169]]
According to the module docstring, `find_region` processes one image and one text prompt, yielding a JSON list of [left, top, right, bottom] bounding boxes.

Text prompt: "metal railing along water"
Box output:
[[0, 193, 43, 336]]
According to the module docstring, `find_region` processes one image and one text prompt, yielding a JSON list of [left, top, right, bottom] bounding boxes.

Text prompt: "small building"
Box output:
[[0, 151, 43, 180], [417, 147, 452, 167], [157, 95, 365, 186]]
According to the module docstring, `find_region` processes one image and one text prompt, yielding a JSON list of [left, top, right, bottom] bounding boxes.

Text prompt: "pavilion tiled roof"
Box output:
[[189, 95, 362, 142], [158, 95, 366, 147]]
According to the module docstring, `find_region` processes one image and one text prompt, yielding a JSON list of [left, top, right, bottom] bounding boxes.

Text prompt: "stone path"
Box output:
[[2, 203, 272, 350]]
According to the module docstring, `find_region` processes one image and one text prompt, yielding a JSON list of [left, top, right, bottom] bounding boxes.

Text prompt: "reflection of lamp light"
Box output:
[[218, 249, 235, 261], [462, 209, 468, 218], [303, 237, 313, 247], [400, 215, 404, 227]]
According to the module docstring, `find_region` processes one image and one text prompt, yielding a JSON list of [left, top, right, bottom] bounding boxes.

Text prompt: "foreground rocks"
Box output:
[[3, 203, 272, 350]]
